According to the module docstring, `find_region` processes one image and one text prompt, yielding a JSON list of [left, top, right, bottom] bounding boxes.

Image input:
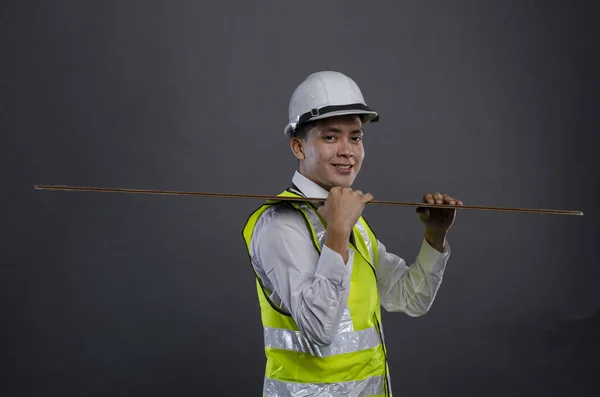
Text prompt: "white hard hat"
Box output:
[[284, 71, 379, 137]]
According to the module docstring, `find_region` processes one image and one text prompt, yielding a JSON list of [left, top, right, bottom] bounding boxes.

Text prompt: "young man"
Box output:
[[242, 71, 462, 397]]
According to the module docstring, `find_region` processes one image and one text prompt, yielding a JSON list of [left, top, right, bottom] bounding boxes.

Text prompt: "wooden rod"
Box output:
[[33, 184, 584, 216]]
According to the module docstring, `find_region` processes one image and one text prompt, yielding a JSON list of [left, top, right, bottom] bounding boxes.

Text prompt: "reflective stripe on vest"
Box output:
[[356, 219, 376, 265], [264, 303, 381, 357], [295, 200, 326, 248], [264, 374, 385, 397]]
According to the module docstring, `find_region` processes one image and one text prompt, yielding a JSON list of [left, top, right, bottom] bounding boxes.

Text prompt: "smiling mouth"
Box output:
[[332, 164, 354, 170]]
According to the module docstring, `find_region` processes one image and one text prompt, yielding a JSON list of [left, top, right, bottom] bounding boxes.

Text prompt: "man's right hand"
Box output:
[[317, 187, 373, 262], [318, 186, 374, 233]]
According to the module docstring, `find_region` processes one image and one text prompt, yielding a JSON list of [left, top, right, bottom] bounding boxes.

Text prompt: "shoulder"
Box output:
[[252, 203, 310, 244], [250, 203, 316, 265]]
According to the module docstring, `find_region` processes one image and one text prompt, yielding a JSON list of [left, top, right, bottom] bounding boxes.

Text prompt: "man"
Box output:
[[242, 71, 462, 397]]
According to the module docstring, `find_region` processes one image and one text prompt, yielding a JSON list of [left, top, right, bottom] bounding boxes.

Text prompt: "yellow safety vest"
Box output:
[[242, 189, 392, 397]]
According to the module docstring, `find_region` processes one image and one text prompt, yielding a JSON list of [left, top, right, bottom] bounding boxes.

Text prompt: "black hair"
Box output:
[[290, 120, 318, 140]]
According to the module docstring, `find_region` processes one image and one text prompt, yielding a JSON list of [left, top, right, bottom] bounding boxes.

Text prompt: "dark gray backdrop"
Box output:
[[3, 1, 598, 396]]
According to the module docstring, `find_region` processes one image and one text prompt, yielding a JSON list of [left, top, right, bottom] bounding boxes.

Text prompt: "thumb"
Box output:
[[317, 203, 325, 216], [416, 207, 429, 218], [317, 204, 329, 223]]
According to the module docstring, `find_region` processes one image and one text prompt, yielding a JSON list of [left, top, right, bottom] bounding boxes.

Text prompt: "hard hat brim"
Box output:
[[284, 107, 379, 138]]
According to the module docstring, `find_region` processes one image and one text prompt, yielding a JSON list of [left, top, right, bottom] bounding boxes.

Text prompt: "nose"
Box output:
[[338, 140, 354, 158]]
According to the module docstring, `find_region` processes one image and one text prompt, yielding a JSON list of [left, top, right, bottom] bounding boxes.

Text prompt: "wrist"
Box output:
[[327, 222, 351, 238], [425, 228, 447, 252], [325, 226, 351, 262]]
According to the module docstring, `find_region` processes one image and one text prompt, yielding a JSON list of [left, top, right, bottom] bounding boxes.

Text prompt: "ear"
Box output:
[[290, 137, 305, 160]]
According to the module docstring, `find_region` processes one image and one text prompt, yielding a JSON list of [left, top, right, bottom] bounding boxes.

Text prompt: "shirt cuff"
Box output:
[[316, 244, 354, 285], [417, 237, 451, 274]]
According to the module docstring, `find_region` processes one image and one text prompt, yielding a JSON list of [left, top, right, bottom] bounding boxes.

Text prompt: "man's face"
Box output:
[[291, 115, 365, 191]]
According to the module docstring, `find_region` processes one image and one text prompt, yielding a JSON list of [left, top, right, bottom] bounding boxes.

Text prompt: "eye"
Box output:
[[324, 135, 336, 141], [352, 136, 363, 142]]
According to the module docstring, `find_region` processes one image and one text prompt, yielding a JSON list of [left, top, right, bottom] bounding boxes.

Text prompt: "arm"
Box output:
[[376, 237, 451, 316], [251, 206, 354, 346]]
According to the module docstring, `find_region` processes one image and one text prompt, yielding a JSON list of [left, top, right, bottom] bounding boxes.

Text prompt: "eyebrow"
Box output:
[[322, 127, 364, 134]]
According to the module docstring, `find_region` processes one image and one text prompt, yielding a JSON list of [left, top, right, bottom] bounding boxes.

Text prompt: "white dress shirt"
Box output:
[[250, 171, 451, 346]]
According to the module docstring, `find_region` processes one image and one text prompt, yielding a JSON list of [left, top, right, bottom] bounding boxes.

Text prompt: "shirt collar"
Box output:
[[291, 171, 329, 199]]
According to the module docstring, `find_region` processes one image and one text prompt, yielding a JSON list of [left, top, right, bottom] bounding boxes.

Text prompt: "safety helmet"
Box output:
[[284, 71, 379, 138]]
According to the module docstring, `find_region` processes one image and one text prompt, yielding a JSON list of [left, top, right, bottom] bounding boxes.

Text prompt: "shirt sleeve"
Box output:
[[376, 237, 451, 316], [250, 206, 354, 346]]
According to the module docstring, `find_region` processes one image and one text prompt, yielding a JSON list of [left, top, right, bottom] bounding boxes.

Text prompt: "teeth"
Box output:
[[334, 165, 351, 169]]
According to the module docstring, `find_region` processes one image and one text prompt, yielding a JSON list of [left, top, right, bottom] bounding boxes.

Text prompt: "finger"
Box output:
[[433, 192, 443, 204], [423, 194, 434, 204], [363, 192, 374, 202], [353, 189, 363, 196], [443, 194, 456, 205], [448, 196, 463, 206]]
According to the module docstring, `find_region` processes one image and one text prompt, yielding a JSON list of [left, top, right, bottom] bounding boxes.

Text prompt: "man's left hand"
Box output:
[[416, 192, 463, 232]]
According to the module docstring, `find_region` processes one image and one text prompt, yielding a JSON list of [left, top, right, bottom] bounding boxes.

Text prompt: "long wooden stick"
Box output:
[[33, 184, 584, 216]]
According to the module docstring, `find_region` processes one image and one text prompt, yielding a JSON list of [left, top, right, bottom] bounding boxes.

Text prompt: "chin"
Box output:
[[330, 176, 356, 189]]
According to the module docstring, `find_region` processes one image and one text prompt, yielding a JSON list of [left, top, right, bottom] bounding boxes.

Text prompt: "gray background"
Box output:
[[3, 1, 598, 396]]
